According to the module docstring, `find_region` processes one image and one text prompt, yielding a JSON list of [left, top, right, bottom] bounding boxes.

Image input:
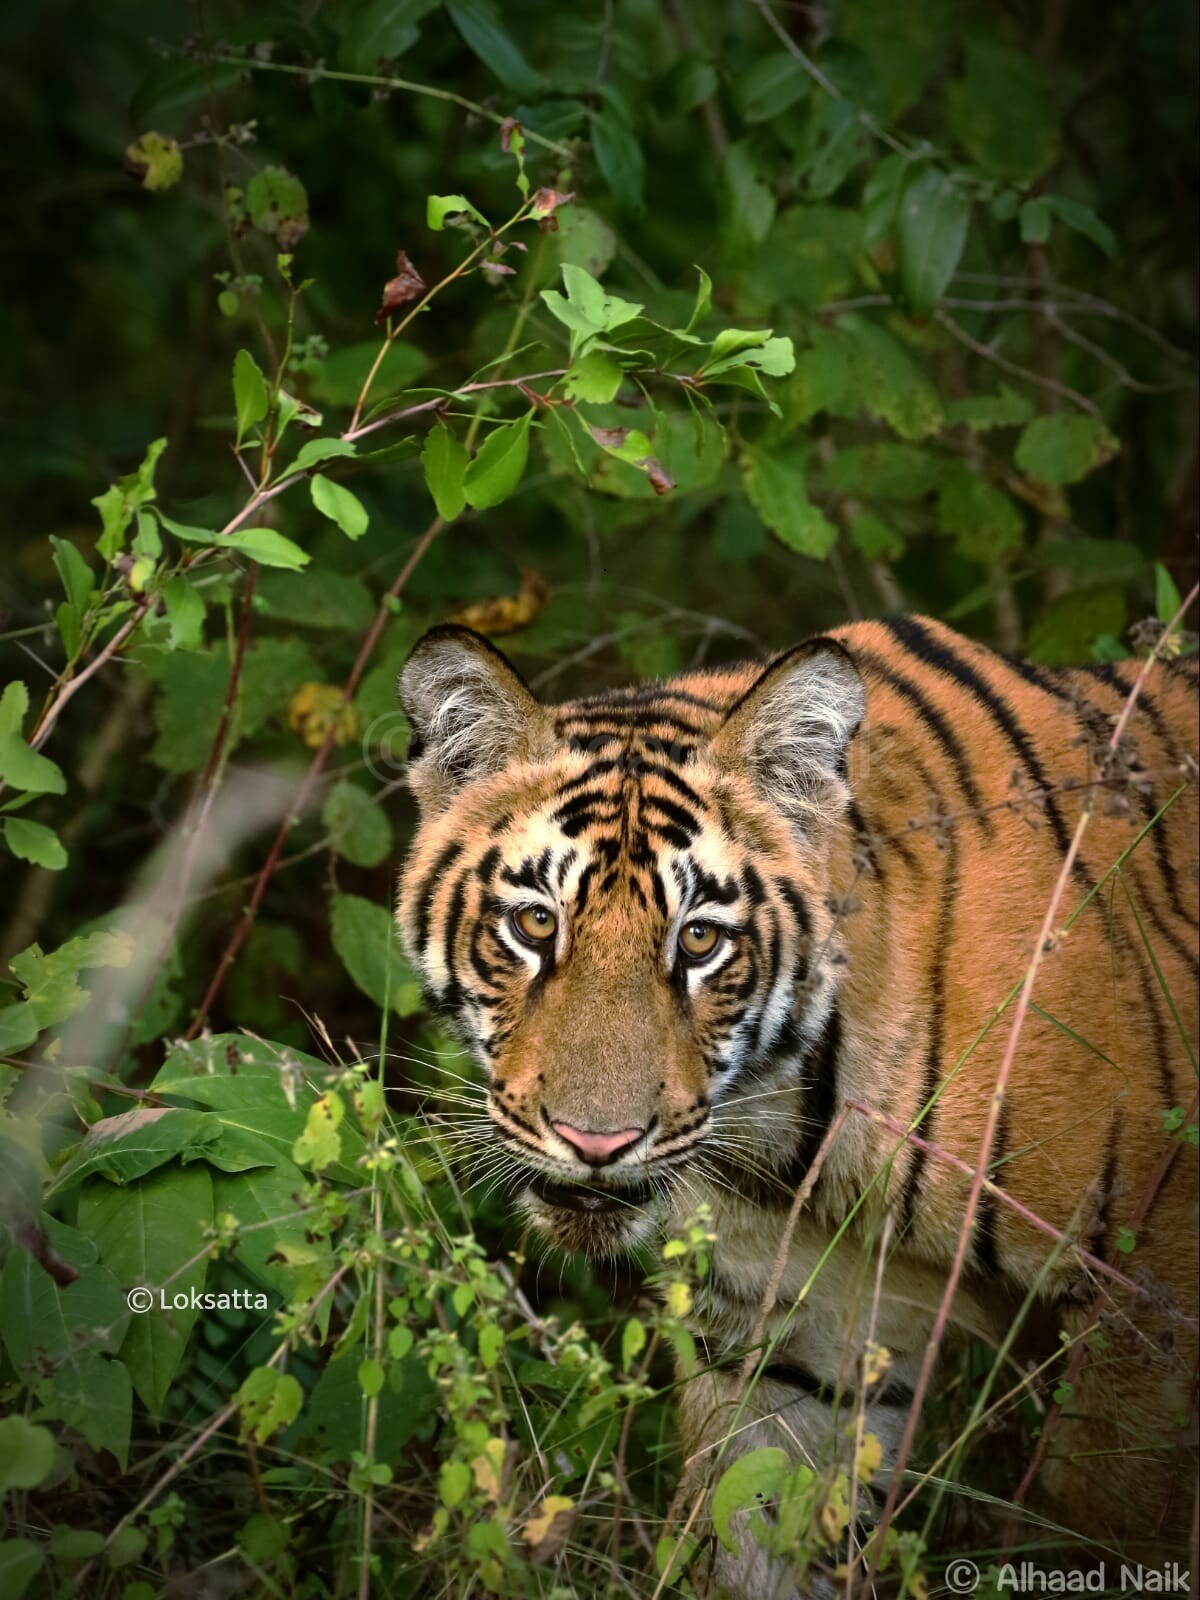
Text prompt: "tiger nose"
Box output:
[[551, 1122, 645, 1166]]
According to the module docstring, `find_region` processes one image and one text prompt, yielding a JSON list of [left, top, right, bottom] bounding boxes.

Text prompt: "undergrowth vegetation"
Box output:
[[0, 0, 1197, 1595]]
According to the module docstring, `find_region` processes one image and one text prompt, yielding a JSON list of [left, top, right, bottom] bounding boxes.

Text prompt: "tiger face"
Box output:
[[398, 626, 864, 1254]]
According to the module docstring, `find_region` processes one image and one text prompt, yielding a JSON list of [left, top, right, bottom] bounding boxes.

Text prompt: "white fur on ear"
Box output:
[[713, 640, 864, 824], [399, 626, 544, 802]]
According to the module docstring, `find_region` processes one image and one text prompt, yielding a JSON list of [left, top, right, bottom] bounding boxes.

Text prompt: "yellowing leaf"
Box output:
[[291, 1091, 344, 1172], [470, 1437, 507, 1502], [854, 1430, 883, 1484], [287, 683, 360, 749], [522, 1494, 574, 1553], [665, 1281, 692, 1318], [125, 132, 183, 191], [451, 570, 548, 635]]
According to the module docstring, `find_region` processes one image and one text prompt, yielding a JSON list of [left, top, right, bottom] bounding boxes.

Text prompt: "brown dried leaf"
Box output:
[[376, 250, 426, 324], [590, 426, 629, 450], [523, 1495, 574, 1562], [531, 186, 575, 219], [500, 117, 523, 154], [639, 457, 675, 495], [451, 570, 549, 636]]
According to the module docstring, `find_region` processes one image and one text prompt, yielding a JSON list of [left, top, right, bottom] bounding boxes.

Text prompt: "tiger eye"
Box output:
[[513, 905, 557, 944], [679, 920, 721, 960]]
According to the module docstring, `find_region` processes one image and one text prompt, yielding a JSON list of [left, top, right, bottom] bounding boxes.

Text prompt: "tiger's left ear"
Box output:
[[709, 639, 864, 825], [399, 625, 551, 810]]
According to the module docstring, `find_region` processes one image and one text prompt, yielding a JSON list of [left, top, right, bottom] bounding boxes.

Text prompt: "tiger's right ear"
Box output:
[[399, 625, 550, 808]]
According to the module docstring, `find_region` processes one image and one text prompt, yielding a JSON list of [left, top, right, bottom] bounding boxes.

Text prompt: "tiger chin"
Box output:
[[396, 614, 1198, 1591]]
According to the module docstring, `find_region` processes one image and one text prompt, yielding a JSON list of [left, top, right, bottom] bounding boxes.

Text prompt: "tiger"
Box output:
[[396, 613, 1198, 1594]]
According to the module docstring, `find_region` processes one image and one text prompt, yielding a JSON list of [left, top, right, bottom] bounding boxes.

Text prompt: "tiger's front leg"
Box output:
[[672, 1325, 924, 1599]]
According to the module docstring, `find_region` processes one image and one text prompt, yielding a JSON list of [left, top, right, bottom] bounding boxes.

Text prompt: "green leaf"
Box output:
[[685, 266, 713, 333], [254, 569, 375, 631], [446, 0, 544, 96], [0, 682, 28, 736], [738, 51, 809, 121], [896, 167, 971, 317], [50, 535, 93, 615], [331, 892, 423, 1015], [233, 350, 270, 447], [944, 386, 1035, 431], [149, 1034, 366, 1186], [312, 339, 426, 406], [947, 37, 1058, 184], [463, 412, 534, 510], [92, 437, 167, 559], [0, 1540, 43, 1598], [1015, 414, 1119, 486], [124, 131, 183, 191], [589, 106, 645, 211], [822, 442, 946, 500], [440, 1459, 471, 1508], [421, 422, 470, 521], [245, 166, 309, 248], [311, 474, 369, 539], [163, 575, 205, 649], [722, 141, 776, 257], [1044, 195, 1117, 261], [213, 1159, 332, 1301], [78, 1163, 214, 1411], [0, 1214, 129, 1369], [4, 818, 67, 871], [158, 513, 311, 571], [793, 98, 869, 201], [237, 1367, 303, 1444], [0, 734, 66, 795], [621, 1316, 646, 1371], [1027, 588, 1127, 665], [478, 1323, 504, 1369], [1019, 197, 1051, 245], [337, 0, 442, 72], [358, 1357, 385, 1397], [849, 510, 904, 560], [742, 448, 836, 559], [289, 436, 358, 474], [0, 1417, 56, 1490], [563, 352, 624, 403], [862, 151, 913, 247], [711, 1448, 789, 1553], [48, 1107, 222, 1197], [0, 1003, 38, 1054], [937, 464, 1024, 561], [322, 780, 393, 868], [426, 192, 488, 231], [1155, 562, 1183, 624], [10, 927, 133, 1030]]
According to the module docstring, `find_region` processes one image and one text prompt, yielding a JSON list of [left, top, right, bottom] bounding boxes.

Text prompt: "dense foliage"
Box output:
[[0, 1, 1196, 1595]]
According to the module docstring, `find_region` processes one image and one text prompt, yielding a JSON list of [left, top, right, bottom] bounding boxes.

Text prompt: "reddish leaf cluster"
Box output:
[[376, 250, 426, 324]]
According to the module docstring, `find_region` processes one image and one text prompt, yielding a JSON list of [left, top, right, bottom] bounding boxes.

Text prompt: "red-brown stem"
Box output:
[[865, 581, 1199, 1586], [185, 516, 444, 1036], [22, 607, 146, 755]]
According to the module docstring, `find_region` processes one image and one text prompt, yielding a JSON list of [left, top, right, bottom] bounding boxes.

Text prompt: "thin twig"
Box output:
[[188, 50, 573, 158], [935, 309, 1102, 417]]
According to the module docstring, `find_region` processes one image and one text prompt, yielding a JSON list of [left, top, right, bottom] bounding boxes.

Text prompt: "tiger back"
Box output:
[[397, 613, 1198, 1586]]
